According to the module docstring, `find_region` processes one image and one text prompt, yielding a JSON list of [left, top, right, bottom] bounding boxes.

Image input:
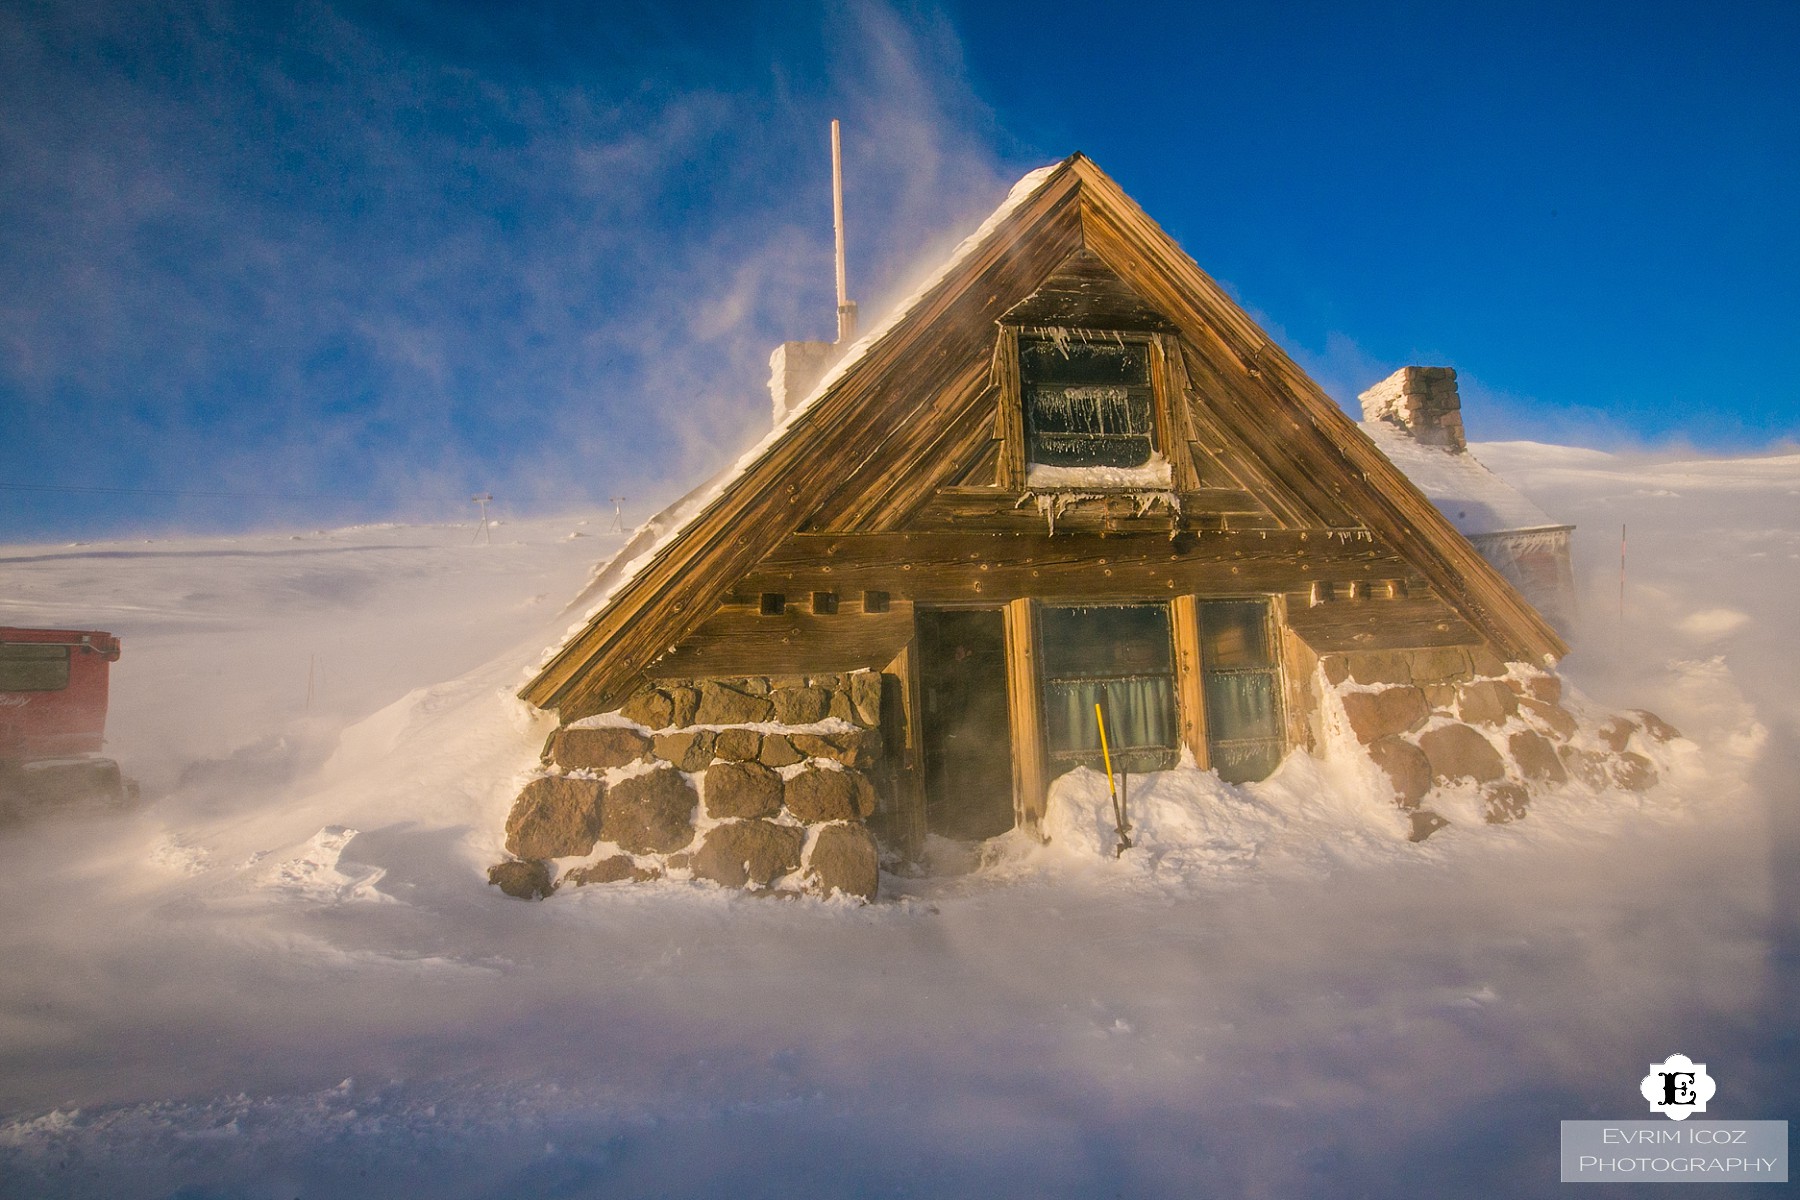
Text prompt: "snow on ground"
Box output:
[[0, 449, 1795, 1198]]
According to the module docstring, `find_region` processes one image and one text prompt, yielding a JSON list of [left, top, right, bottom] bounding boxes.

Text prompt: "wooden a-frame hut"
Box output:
[[494, 155, 1577, 900]]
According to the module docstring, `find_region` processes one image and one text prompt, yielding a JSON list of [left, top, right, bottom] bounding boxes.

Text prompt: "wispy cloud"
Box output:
[[0, 0, 1025, 539]]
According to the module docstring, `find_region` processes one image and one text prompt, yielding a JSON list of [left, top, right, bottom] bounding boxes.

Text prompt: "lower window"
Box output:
[[1199, 600, 1285, 783], [1039, 604, 1179, 775]]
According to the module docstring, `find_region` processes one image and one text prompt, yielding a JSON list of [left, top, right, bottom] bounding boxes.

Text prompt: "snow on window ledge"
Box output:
[[1025, 456, 1173, 490]]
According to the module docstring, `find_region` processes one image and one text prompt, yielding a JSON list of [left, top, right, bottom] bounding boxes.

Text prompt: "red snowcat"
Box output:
[[0, 628, 133, 815]]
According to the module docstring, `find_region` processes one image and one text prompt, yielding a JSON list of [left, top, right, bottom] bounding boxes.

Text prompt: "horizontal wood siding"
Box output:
[[744, 529, 1406, 602], [645, 600, 917, 679]]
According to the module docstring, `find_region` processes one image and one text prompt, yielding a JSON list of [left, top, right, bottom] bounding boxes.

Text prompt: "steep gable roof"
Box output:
[[522, 155, 1565, 716]]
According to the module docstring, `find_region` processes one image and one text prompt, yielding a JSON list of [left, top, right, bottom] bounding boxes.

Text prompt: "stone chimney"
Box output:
[[768, 340, 843, 425], [1358, 366, 1466, 452]]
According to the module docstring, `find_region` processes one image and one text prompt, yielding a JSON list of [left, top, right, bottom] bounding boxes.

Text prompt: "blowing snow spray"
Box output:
[[1095, 702, 1132, 857]]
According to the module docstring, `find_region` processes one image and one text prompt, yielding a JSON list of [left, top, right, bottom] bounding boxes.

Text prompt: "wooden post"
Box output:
[[1003, 598, 1047, 831], [883, 640, 929, 860], [1170, 594, 1209, 769]]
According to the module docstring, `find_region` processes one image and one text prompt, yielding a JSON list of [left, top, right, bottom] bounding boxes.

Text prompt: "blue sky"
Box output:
[[2, 0, 1795, 540]]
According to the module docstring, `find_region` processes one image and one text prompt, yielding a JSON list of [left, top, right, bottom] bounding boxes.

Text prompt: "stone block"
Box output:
[[790, 728, 883, 769], [1611, 752, 1658, 792], [771, 686, 831, 725], [1508, 729, 1567, 784], [809, 673, 848, 691], [1367, 736, 1432, 808], [828, 691, 856, 723], [1348, 651, 1412, 686], [713, 728, 762, 762], [653, 729, 717, 772], [1517, 696, 1578, 741], [703, 760, 784, 820], [1320, 656, 1349, 686], [505, 776, 605, 860], [551, 726, 651, 772], [620, 688, 674, 730], [603, 767, 697, 855], [1418, 723, 1505, 784], [1407, 810, 1449, 843], [1597, 716, 1637, 753], [758, 734, 804, 768], [669, 686, 700, 728], [804, 822, 879, 901], [1630, 709, 1681, 742], [1467, 646, 1508, 677], [1482, 781, 1531, 824], [1340, 686, 1430, 744], [488, 859, 554, 900], [565, 856, 660, 885], [1422, 683, 1458, 711], [784, 767, 860, 823], [1558, 745, 1611, 790], [1457, 679, 1519, 727], [850, 671, 883, 727], [738, 676, 771, 695], [692, 820, 805, 888], [1407, 647, 1470, 683], [695, 681, 773, 725], [1525, 674, 1563, 704]]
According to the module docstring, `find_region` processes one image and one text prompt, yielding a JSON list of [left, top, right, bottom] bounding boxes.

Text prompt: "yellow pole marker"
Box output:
[[1096, 702, 1131, 856]]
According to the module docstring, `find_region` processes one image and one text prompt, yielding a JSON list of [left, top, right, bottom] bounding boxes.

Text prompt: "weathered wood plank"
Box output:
[[906, 486, 1273, 534], [746, 529, 1405, 602], [1284, 593, 1481, 653], [1004, 599, 1047, 829], [1170, 594, 1209, 769], [999, 247, 1175, 331], [644, 601, 917, 679]]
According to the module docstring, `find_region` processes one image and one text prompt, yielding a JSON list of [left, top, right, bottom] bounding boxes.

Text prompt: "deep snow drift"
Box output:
[[0, 445, 1794, 1198]]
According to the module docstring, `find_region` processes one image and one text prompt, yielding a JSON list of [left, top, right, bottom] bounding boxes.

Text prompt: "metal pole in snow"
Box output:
[[1095, 702, 1132, 857], [472, 493, 492, 544]]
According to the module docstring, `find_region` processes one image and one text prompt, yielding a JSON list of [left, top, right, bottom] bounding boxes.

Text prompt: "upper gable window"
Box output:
[[1020, 337, 1157, 470]]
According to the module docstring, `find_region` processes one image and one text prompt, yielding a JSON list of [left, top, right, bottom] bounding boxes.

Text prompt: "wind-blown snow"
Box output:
[[0, 444, 1795, 1198], [534, 162, 1064, 672]]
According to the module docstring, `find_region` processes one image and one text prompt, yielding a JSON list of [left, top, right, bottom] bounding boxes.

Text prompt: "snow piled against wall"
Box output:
[[0, 443, 1795, 1198]]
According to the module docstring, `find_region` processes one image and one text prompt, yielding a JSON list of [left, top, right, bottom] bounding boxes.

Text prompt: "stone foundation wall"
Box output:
[[490, 671, 886, 902], [1322, 647, 1679, 840]]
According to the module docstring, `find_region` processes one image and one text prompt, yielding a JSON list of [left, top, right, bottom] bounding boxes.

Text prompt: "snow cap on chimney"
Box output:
[[1359, 366, 1466, 452], [768, 340, 842, 425]]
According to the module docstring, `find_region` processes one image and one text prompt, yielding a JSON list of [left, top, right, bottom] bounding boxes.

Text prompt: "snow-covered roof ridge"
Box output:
[[535, 160, 1066, 670], [1360, 421, 1566, 538]]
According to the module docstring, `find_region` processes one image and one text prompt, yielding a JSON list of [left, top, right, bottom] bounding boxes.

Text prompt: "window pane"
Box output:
[[0, 644, 71, 691], [1204, 671, 1277, 742], [1199, 599, 1284, 784], [1039, 604, 1178, 773], [1199, 600, 1275, 669], [1039, 605, 1173, 677], [1020, 338, 1157, 469]]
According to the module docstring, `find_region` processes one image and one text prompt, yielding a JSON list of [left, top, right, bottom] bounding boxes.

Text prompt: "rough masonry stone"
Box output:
[[552, 726, 651, 772], [1418, 723, 1506, 784], [1340, 687, 1430, 744], [505, 775, 604, 861], [804, 822, 879, 901], [603, 767, 697, 855], [691, 820, 805, 888], [703, 760, 784, 820]]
